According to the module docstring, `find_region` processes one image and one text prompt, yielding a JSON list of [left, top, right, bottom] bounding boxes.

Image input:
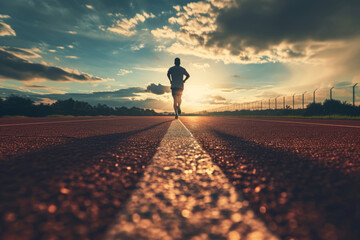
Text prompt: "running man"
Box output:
[[167, 57, 190, 119]]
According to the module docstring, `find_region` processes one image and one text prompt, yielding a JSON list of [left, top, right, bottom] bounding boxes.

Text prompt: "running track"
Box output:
[[0, 116, 359, 240]]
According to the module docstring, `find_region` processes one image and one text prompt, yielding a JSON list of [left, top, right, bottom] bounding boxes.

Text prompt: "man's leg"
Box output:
[[177, 95, 182, 107], [176, 90, 183, 114], [173, 95, 178, 115]]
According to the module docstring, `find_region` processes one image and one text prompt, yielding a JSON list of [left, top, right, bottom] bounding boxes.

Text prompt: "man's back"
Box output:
[[168, 66, 189, 89]]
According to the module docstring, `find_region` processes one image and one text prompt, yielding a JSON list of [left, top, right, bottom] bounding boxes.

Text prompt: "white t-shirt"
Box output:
[[168, 66, 189, 89]]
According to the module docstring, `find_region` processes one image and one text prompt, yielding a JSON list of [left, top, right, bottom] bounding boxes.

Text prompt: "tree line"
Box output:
[[0, 95, 159, 117]]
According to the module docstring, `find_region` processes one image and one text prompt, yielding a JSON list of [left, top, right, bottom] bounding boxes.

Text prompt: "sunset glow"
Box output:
[[0, 0, 359, 112]]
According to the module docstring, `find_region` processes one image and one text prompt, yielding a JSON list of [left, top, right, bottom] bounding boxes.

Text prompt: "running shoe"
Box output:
[[178, 106, 181, 115]]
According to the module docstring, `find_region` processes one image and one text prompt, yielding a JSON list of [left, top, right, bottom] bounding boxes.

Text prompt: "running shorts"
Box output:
[[171, 88, 183, 97]]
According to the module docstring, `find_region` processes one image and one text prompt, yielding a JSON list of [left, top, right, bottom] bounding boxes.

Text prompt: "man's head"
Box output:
[[174, 57, 180, 66]]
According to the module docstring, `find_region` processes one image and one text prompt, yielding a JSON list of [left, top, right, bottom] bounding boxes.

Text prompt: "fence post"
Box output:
[[330, 87, 334, 100], [302, 91, 306, 109], [283, 96, 285, 109], [260, 100, 262, 111], [293, 94, 295, 109], [275, 97, 278, 110], [353, 83, 358, 106], [313, 89, 318, 103]]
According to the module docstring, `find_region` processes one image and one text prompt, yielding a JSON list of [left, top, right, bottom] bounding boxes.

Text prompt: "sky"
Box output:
[[0, 0, 360, 112]]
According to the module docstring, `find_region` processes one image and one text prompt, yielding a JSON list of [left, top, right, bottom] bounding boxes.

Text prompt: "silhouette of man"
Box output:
[[167, 57, 190, 119]]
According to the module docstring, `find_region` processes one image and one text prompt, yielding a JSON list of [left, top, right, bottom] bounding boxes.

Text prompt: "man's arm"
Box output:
[[183, 69, 190, 83], [167, 70, 172, 84]]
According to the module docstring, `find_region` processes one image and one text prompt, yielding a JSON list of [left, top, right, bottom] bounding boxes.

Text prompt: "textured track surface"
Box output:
[[181, 116, 360, 240], [1, 116, 359, 240], [106, 120, 277, 240], [0, 117, 149, 160], [0, 117, 172, 240]]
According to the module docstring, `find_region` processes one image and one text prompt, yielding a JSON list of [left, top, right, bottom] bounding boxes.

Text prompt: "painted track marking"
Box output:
[[106, 119, 277, 240]]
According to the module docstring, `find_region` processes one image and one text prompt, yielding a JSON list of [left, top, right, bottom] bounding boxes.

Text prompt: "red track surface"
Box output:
[[1, 116, 359, 240], [0, 116, 172, 240], [181, 116, 360, 240]]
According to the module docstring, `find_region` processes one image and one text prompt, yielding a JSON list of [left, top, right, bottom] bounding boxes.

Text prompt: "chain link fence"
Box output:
[[207, 84, 359, 112]]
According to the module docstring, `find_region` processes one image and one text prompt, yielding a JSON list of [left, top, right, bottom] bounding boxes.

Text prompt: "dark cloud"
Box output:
[[24, 84, 50, 89], [204, 95, 227, 105], [211, 95, 226, 101], [0, 87, 39, 98], [231, 74, 248, 80], [145, 83, 170, 95], [1, 46, 40, 58], [0, 87, 168, 109], [44, 87, 145, 101], [207, 0, 360, 51], [0, 48, 105, 82]]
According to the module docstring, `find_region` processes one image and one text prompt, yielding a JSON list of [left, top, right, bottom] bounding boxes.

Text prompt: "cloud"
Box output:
[[65, 56, 79, 59], [151, 26, 177, 39], [153, 0, 360, 65], [231, 74, 248, 80], [0, 84, 172, 111], [117, 69, 132, 76], [131, 43, 145, 51], [133, 67, 167, 72], [211, 0, 360, 51], [108, 11, 155, 36], [24, 84, 50, 89], [192, 63, 210, 69], [0, 22, 16, 36], [0, 46, 41, 59], [85, 5, 94, 10], [67, 31, 77, 34], [204, 95, 227, 104], [42, 87, 156, 108], [173, 5, 181, 12], [0, 47, 107, 82], [146, 83, 170, 95], [36, 98, 57, 105], [57, 46, 65, 49], [0, 14, 10, 19], [68, 45, 74, 48]]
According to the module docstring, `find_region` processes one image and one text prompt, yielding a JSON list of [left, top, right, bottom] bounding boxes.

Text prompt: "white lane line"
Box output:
[[235, 118, 360, 129], [0, 117, 121, 127], [106, 119, 278, 240], [178, 118, 193, 137]]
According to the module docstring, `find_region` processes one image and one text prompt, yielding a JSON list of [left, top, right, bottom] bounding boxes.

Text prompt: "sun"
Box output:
[[183, 85, 208, 104]]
